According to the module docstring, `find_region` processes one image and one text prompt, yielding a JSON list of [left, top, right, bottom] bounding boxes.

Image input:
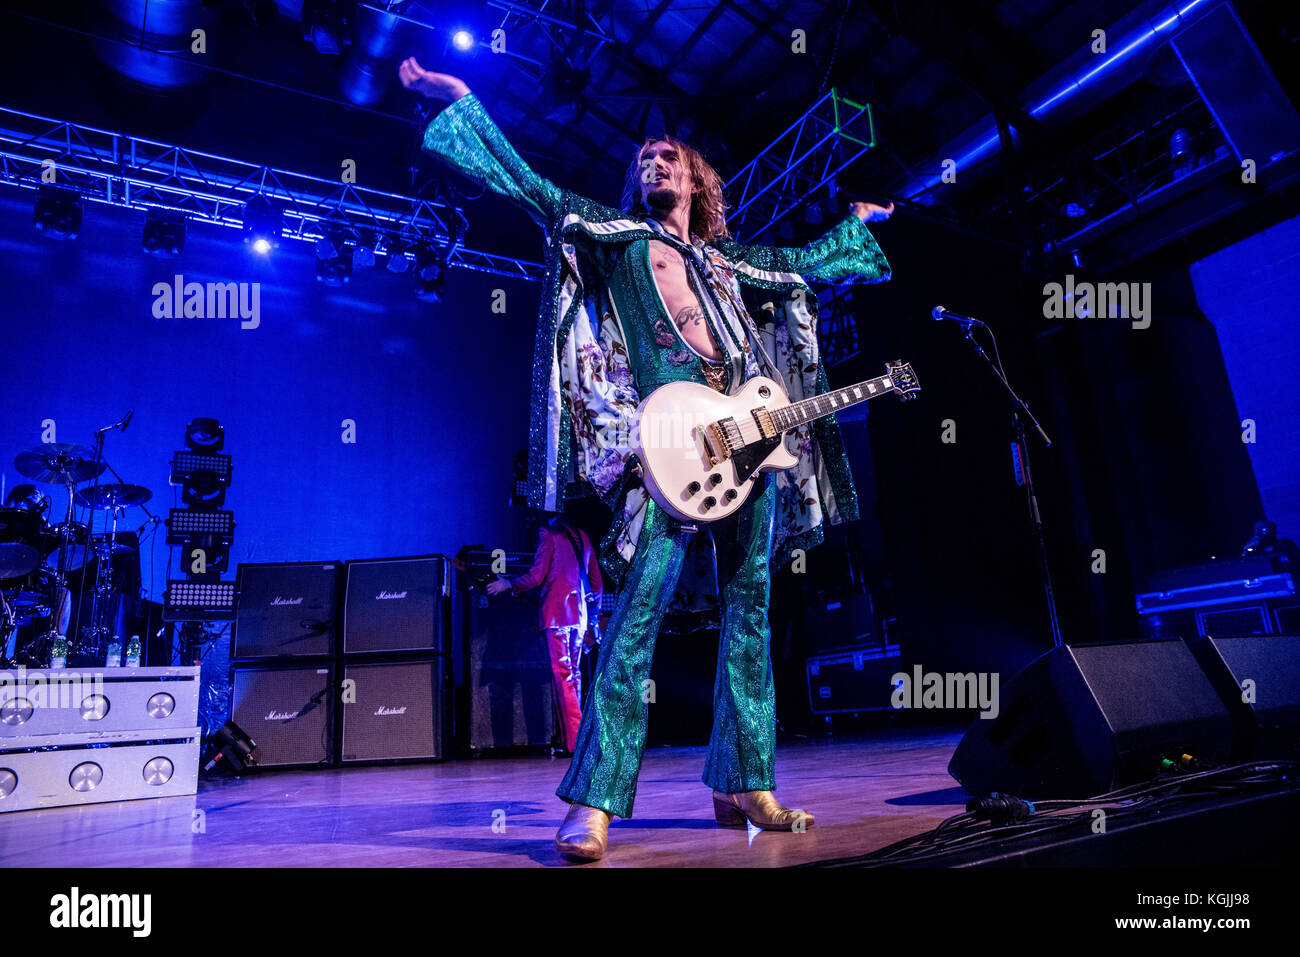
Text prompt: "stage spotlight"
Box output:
[[413, 244, 446, 302], [185, 417, 225, 452], [243, 0, 278, 24], [164, 578, 237, 620], [142, 208, 186, 257], [352, 228, 377, 268], [203, 720, 257, 773], [385, 239, 414, 273], [315, 226, 352, 285], [33, 186, 83, 240], [241, 194, 284, 252], [302, 0, 350, 55], [452, 29, 475, 51]]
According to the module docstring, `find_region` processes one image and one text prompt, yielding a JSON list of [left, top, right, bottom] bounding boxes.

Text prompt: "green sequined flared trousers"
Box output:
[[556, 474, 778, 819]]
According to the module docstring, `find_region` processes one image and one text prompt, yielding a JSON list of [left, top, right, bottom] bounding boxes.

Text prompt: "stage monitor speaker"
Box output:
[[948, 640, 1233, 799], [1187, 634, 1300, 762], [232, 562, 339, 660], [340, 659, 444, 762], [343, 556, 444, 654], [449, 554, 554, 750], [1171, 3, 1300, 168], [231, 663, 334, 768]]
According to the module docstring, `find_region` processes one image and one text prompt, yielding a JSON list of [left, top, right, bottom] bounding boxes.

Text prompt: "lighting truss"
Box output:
[[0, 105, 546, 282], [812, 283, 862, 370], [724, 88, 877, 246]]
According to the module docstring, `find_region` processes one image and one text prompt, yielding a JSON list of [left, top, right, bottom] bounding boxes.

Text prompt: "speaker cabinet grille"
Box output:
[[233, 562, 339, 660], [343, 556, 444, 654], [340, 660, 443, 762], [231, 664, 333, 768]]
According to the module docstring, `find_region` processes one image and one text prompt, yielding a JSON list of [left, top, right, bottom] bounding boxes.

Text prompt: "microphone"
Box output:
[[95, 410, 134, 436], [931, 305, 987, 327]]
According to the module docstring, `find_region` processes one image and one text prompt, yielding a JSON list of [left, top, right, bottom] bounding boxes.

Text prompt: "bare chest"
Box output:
[[647, 240, 720, 360]]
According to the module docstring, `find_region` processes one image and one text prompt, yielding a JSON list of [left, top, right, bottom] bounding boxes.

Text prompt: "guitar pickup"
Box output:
[[753, 408, 777, 439]]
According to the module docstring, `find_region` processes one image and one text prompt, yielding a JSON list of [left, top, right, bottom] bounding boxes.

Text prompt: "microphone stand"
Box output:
[[955, 322, 1064, 649]]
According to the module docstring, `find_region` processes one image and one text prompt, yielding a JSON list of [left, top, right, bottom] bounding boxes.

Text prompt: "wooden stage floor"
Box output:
[[0, 727, 969, 867]]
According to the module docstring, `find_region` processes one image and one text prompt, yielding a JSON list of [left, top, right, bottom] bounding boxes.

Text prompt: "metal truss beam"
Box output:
[[723, 87, 876, 246], [0, 106, 546, 282]]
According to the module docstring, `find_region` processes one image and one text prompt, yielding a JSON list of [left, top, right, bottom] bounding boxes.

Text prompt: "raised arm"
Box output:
[[510, 529, 554, 595], [400, 58, 564, 228], [720, 201, 894, 284]]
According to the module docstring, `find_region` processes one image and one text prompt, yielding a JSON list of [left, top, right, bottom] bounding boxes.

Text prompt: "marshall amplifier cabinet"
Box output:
[[448, 548, 555, 751], [230, 663, 334, 768], [342, 555, 445, 654], [340, 659, 444, 762], [232, 561, 340, 660]]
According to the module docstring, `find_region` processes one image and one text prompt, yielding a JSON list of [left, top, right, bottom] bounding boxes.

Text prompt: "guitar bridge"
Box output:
[[704, 422, 732, 464]]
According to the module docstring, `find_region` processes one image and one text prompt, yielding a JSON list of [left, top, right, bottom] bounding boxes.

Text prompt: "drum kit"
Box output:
[[0, 441, 154, 668]]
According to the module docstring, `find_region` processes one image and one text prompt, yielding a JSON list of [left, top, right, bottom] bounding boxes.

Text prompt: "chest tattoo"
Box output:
[[674, 305, 705, 332]]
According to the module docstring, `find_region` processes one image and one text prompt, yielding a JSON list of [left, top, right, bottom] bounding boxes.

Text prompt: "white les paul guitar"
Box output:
[[631, 360, 920, 523]]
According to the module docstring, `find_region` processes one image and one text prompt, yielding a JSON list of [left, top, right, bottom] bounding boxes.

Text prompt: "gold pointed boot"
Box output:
[[713, 790, 814, 831], [555, 803, 612, 861]]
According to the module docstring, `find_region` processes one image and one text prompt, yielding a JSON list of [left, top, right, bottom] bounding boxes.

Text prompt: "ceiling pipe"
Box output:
[[897, 0, 1221, 204]]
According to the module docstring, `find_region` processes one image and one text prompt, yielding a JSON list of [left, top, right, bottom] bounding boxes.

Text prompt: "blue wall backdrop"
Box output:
[[0, 192, 541, 603], [1191, 213, 1300, 544]]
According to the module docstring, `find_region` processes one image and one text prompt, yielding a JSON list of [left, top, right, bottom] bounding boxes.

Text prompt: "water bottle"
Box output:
[[106, 634, 122, 667], [50, 635, 68, 669], [126, 635, 142, 668]]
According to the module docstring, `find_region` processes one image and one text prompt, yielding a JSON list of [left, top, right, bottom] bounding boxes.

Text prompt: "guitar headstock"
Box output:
[[885, 360, 920, 401]]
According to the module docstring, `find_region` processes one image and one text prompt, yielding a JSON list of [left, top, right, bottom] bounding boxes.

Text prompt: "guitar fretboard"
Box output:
[[769, 372, 895, 433]]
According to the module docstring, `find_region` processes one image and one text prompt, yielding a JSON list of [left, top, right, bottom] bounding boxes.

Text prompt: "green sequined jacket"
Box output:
[[423, 93, 891, 586]]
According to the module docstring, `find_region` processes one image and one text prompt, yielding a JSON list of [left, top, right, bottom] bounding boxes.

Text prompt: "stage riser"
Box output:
[[0, 667, 199, 738], [0, 728, 200, 813]]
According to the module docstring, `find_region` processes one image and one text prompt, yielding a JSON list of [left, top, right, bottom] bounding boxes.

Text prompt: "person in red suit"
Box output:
[[487, 515, 603, 754]]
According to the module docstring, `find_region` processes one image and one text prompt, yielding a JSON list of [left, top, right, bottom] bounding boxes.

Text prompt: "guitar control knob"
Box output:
[[687, 481, 701, 495], [723, 489, 738, 503], [701, 496, 717, 511], [708, 473, 722, 487]]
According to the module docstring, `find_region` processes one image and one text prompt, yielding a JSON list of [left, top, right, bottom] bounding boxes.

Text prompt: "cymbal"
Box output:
[[13, 444, 106, 485], [73, 484, 152, 511]]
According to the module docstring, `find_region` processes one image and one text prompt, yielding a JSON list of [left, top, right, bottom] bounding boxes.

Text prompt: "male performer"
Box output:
[[402, 59, 893, 861], [487, 514, 602, 755]]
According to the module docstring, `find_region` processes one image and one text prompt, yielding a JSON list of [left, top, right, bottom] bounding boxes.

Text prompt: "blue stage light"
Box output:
[[452, 29, 475, 52], [241, 194, 284, 253]]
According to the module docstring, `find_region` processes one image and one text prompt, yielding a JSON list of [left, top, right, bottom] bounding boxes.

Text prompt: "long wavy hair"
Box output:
[[621, 135, 730, 243]]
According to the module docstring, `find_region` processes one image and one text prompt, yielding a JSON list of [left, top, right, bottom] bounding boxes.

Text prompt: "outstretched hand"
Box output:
[[398, 57, 470, 102], [485, 576, 511, 596], [850, 201, 895, 223]]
